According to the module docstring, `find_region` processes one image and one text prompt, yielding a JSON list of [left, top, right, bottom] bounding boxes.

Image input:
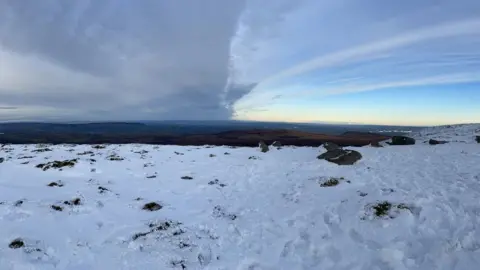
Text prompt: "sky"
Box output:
[[0, 0, 479, 126]]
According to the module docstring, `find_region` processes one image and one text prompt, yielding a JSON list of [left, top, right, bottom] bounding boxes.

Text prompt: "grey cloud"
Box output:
[[0, 0, 252, 121]]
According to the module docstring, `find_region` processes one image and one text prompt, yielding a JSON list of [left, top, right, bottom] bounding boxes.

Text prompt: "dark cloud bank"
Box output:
[[0, 0, 256, 121]]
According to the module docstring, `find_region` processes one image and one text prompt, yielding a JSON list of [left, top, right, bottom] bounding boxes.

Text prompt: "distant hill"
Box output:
[[0, 121, 418, 146]]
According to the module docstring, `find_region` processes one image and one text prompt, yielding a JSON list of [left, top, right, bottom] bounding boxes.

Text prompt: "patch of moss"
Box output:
[[107, 154, 124, 161], [320, 177, 345, 187], [396, 203, 411, 210], [77, 151, 94, 156], [36, 159, 78, 171], [31, 148, 52, 153], [367, 201, 413, 219], [132, 220, 181, 240], [320, 178, 339, 187], [373, 201, 392, 217]]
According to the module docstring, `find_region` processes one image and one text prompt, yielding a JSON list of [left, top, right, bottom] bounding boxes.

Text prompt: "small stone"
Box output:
[[98, 186, 109, 193], [14, 200, 23, 207], [47, 181, 63, 187], [65, 198, 81, 205], [51, 205, 63, 211], [429, 139, 448, 145], [142, 202, 162, 211], [9, 238, 24, 249], [72, 198, 82, 205]]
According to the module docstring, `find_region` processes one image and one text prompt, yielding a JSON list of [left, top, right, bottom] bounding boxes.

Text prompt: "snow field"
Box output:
[[0, 128, 480, 269]]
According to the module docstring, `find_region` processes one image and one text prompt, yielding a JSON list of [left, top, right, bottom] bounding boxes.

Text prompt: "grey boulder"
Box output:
[[317, 149, 362, 165], [259, 141, 269, 153], [388, 136, 415, 145], [322, 142, 341, 151]]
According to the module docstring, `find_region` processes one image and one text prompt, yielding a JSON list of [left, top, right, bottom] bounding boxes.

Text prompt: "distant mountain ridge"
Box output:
[[0, 121, 403, 146]]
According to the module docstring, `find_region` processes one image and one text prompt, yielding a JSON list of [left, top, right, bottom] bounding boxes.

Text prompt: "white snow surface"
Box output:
[[412, 124, 480, 144], [1, 124, 480, 270]]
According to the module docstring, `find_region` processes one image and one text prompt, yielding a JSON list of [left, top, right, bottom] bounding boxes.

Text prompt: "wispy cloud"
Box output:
[[253, 18, 480, 88], [230, 0, 480, 120]]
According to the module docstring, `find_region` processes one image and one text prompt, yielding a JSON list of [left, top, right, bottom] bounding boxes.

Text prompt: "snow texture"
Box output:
[[1, 124, 480, 269]]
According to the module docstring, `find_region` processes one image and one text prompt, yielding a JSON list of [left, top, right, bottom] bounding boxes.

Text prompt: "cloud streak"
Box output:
[[230, 0, 480, 118]]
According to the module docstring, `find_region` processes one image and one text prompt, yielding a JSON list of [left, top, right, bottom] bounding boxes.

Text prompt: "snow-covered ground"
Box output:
[[1, 124, 480, 270], [412, 124, 480, 144]]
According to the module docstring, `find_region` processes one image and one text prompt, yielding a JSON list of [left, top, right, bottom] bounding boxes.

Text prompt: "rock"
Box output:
[[271, 141, 282, 147], [476, 136, 480, 143], [142, 202, 162, 211], [259, 141, 269, 153], [0, 157, 4, 163], [317, 149, 362, 165], [370, 141, 383, 147], [429, 139, 448, 145], [389, 136, 415, 145], [9, 238, 24, 249], [322, 142, 340, 151]]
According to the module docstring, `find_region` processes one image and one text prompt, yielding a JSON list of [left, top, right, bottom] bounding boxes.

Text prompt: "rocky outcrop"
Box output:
[[388, 136, 415, 145], [476, 136, 480, 143], [259, 141, 269, 153], [317, 149, 362, 165], [322, 142, 341, 151], [370, 141, 383, 147], [272, 141, 282, 147], [429, 139, 448, 145]]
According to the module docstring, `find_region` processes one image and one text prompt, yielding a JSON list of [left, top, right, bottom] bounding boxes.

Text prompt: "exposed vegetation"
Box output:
[[320, 177, 345, 187], [36, 159, 78, 171], [107, 154, 124, 161]]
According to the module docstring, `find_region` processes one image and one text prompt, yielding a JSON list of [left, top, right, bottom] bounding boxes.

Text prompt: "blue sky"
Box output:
[[240, 83, 480, 126], [0, 0, 479, 126]]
